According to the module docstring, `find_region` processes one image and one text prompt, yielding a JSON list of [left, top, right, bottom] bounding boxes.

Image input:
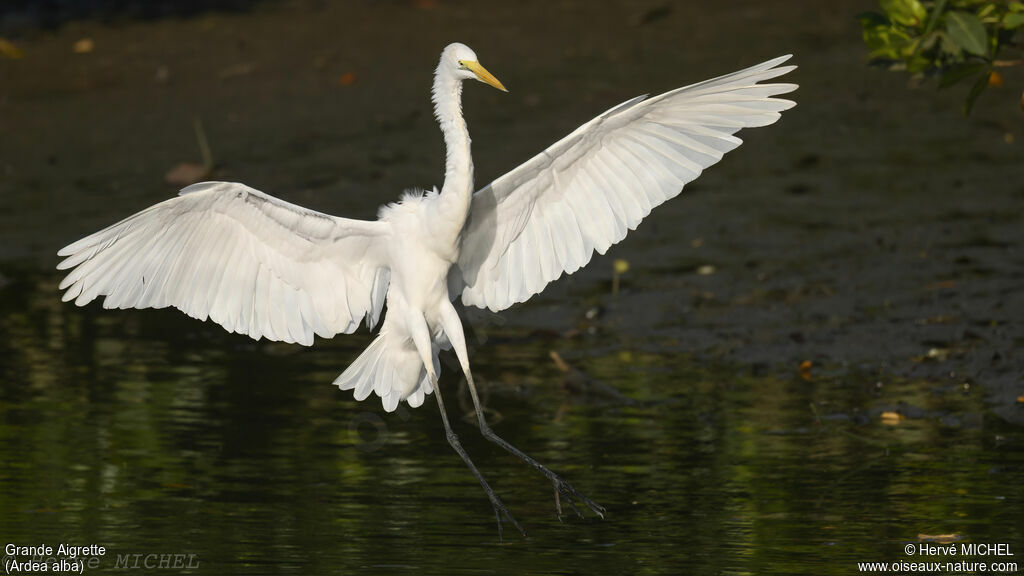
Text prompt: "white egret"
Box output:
[[57, 43, 796, 536]]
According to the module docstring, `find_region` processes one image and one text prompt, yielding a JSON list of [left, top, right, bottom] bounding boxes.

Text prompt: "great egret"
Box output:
[[57, 43, 796, 536]]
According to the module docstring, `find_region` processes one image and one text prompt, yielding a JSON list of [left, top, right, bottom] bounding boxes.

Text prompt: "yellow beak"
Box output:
[[463, 61, 507, 92]]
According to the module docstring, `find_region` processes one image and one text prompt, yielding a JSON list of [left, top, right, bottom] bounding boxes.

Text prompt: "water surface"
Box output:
[[1, 271, 1020, 575]]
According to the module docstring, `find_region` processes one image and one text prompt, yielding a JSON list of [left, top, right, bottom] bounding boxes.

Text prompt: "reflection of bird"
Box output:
[[57, 42, 796, 536]]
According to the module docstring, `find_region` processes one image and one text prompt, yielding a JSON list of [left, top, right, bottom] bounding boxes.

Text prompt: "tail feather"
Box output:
[[406, 362, 436, 408], [334, 328, 438, 412], [351, 338, 387, 401]]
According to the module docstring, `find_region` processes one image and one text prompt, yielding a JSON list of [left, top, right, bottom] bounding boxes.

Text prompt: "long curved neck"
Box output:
[[432, 64, 473, 229]]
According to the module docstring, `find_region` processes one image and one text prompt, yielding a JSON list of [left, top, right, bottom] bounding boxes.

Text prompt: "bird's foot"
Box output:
[[550, 474, 605, 520], [477, 425, 605, 522], [485, 491, 527, 541]]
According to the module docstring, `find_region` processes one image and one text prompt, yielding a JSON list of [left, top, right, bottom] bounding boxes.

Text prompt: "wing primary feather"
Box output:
[[610, 140, 669, 204], [590, 150, 645, 226], [574, 168, 624, 249], [596, 148, 651, 223], [207, 233, 241, 332], [267, 274, 288, 342], [559, 190, 593, 274], [521, 217, 547, 296]]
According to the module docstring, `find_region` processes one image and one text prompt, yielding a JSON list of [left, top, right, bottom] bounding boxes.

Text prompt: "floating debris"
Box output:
[[799, 360, 813, 381], [632, 3, 673, 26], [0, 38, 24, 59], [918, 534, 962, 544], [72, 38, 94, 54], [154, 65, 170, 84], [612, 258, 629, 295], [219, 62, 257, 79], [914, 347, 953, 363], [549, 350, 634, 403], [165, 163, 210, 187], [881, 411, 904, 425], [165, 119, 214, 187]]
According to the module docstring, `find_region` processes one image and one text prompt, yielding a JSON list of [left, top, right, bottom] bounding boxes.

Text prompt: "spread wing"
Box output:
[[452, 55, 797, 312], [57, 181, 391, 345]]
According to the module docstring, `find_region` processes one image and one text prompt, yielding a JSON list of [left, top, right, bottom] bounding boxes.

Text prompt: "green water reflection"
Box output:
[[1, 272, 1020, 575]]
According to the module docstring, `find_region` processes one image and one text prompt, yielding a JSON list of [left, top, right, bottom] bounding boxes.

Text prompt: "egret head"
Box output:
[[442, 42, 507, 92]]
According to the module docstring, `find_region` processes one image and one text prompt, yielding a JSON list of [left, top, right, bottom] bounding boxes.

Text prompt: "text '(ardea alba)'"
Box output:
[[58, 43, 797, 536]]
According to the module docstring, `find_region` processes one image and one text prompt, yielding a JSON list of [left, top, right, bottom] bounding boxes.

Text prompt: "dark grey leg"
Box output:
[[432, 375, 526, 539], [464, 372, 606, 519]]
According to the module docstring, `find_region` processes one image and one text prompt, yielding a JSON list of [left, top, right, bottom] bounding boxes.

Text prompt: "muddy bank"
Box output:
[[0, 0, 1020, 420]]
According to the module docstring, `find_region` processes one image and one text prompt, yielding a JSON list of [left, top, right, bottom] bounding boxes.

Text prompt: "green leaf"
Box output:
[[923, 0, 948, 34], [1004, 12, 1024, 29], [906, 55, 932, 73], [963, 71, 988, 115], [946, 11, 989, 56], [901, 36, 923, 58], [937, 31, 964, 56], [940, 63, 987, 88], [919, 31, 940, 51], [864, 26, 914, 60], [882, 0, 928, 26]]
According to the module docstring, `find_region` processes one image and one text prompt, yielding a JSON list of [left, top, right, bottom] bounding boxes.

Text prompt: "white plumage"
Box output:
[[453, 55, 795, 311], [58, 182, 389, 345], [57, 43, 796, 531], [59, 46, 795, 411]]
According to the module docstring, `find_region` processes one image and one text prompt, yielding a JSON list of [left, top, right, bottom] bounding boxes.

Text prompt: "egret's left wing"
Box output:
[[452, 56, 797, 312], [57, 181, 390, 345]]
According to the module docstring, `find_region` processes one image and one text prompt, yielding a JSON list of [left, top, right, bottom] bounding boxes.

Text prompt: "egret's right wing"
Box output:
[[57, 181, 391, 345], [453, 55, 797, 312]]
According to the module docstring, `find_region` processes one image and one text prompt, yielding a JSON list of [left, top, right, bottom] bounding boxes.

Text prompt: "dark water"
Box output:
[[1, 270, 1021, 575]]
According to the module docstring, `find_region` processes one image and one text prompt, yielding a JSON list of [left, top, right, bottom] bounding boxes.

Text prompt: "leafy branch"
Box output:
[[859, 0, 1024, 114]]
